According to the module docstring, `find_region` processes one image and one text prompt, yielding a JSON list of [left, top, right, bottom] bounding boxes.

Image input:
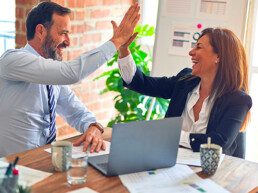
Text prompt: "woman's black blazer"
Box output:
[[124, 68, 252, 155]]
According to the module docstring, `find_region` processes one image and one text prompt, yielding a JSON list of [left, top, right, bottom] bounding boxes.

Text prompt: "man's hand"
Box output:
[[110, 3, 140, 50], [73, 126, 106, 153]]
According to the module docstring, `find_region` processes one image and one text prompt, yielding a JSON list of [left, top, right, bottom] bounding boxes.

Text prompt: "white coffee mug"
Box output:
[[51, 141, 72, 172]]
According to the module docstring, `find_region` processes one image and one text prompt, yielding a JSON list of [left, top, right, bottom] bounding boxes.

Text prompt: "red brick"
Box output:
[[102, 99, 115, 109], [69, 12, 75, 21], [56, 116, 67, 126], [76, 10, 85, 20], [96, 21, 112, 30], [92, 33, 101, 42], [16, 7, 24, 19], [83, 34, 92, 43], [85, 21, 95, 31], [85, 102, 102, 112], [91, 9, 110, 19], [15, 21, 20, 32], [76, 0, 85, 8], [121, 0, 134, 5], [97, 78, 107, 89], [70, 37, 78, 47], [90, 80, 98, 89], [87, 68, 102, 79], [51, 0, 66, 6], [16, 0, 37, 6], [25, 8, 32, 17], [22, 22, 26, 32], [101, 0, 120, 6], [16, 34, 27, 46], [82, 47, 90, 52], [100, 91, 117, 99], [91, 45, 99, 50], [72, 24, 85, 33], [78, 36, 83, 47], [68, 49, 82, 60], [62, 50, 68, 61], [84, 10, 90, 19], [56, 125, 79, 139], [67, 0, 76, 8], [85, 0, 98, 6], [81, 92, 99, 103], [71, 87, 81, 97], [95, 111, 111, 121], [71, 25, 77, 33], [81, 81, 91, 92], [111, 8, 128, 18]]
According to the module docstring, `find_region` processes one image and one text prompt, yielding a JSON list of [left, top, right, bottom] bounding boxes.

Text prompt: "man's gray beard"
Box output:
[[42, 34, 62, 61]]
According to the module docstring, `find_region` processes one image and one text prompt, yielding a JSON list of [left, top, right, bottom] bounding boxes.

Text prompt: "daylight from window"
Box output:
[[0, 0, 15, 55]]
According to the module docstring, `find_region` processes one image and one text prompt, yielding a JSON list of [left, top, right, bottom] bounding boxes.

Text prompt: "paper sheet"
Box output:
[[68, 187, 98, 193], [162, 0, 193, 17], [44, 140, 110, 158], [0, 160, 52, 187], [119, 164, 230, 193], [196, 0, 230, 20], [168, 22, 203, 56], [176, 147, 225, 167]]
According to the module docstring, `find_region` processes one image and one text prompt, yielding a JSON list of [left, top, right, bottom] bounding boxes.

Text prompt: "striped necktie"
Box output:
[[46, 85, 56, 144]]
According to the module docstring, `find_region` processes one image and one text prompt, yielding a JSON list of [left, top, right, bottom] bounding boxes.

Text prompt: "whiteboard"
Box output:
[[151, 0, 249, 77]]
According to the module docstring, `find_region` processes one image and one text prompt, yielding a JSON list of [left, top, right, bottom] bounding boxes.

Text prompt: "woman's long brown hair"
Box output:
[[200, 28, 250, 132]]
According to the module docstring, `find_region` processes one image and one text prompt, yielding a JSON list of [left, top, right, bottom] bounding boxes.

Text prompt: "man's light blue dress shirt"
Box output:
[[0, 41, 116, 157]]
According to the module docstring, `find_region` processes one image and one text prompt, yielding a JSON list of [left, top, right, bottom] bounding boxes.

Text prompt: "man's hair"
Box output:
[[26, 1, 71, 40]]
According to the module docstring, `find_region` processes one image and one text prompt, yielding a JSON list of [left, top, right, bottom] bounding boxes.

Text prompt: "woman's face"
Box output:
[[189, 35, 219, 79]]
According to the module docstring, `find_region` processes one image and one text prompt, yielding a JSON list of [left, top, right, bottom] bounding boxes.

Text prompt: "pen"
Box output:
[[4, 163, 12, 176], [12, 156, 19, 168]]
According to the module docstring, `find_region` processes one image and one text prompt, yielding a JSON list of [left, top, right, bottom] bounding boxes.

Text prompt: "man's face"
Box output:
[[42, 13, 71, 61]]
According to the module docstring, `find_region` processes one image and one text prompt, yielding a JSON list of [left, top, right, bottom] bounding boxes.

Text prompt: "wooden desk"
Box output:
[[4, 128, 258, 193]]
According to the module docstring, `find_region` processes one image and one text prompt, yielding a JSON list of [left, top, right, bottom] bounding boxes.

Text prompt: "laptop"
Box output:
[[88, 117, 182, 176]]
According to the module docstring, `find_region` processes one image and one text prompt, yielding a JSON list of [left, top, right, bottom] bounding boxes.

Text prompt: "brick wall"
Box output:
[[15, 0, 134, 139]]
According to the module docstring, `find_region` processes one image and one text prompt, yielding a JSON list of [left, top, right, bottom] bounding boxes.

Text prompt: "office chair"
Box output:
[[232, 132, 246, 159]]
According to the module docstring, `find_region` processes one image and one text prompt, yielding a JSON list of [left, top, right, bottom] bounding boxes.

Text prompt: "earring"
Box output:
[[215, 61, 218, 64]]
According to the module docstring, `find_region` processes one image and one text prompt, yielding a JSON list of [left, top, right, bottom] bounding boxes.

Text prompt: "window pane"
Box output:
[[246, 73, 258, 162]]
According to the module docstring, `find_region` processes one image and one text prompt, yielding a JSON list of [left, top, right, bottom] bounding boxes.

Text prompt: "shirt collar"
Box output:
[[24, 43, 40, 56]]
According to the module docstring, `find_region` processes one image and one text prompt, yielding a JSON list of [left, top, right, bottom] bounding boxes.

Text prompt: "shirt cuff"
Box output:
[[99, 41, 117, 60], [118, 54, 136, 84], [179, 130, 191, 149]]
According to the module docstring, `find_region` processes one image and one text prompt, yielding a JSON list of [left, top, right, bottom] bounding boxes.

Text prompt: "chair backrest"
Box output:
[[232, 132, 246, 159]]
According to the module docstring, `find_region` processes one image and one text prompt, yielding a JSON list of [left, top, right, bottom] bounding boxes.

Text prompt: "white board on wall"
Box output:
[[151, 0, 249, 77]]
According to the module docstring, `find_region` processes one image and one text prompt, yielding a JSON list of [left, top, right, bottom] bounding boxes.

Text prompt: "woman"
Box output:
[[117, 28, 252, 157]]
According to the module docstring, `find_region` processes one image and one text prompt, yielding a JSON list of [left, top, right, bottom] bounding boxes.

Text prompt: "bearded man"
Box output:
[[0, 1, 140, 157]]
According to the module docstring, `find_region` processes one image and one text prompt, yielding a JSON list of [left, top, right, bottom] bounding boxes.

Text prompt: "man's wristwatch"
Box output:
[[89, 122, 104, 134]]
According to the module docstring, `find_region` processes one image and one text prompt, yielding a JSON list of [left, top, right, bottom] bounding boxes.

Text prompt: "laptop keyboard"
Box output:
[[97, 163, 108, 170]]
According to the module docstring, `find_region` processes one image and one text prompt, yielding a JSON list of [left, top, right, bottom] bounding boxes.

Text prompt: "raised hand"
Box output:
[[118, 32, 138, 58], [110, 3, 140, 50]]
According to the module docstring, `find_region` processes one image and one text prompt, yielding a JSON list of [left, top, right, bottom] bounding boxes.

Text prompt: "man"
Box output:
[[0, 1, 140, 157]]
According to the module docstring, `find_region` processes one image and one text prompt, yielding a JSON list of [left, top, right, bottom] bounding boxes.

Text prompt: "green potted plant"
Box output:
[[95, 25, 169, 127]]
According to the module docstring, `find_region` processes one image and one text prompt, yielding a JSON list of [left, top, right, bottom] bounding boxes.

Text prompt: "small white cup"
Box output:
[[51, 141, 72, 172], [67, 156, 88, 185]]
